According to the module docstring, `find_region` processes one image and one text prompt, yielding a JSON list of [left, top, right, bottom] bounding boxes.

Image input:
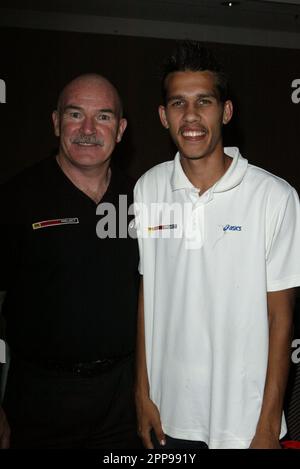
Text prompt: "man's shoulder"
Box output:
[[135, 159, 174, 190], [0, 157, 57, 211], [246, 162, 295, 198], [1, 157, 55, 190]]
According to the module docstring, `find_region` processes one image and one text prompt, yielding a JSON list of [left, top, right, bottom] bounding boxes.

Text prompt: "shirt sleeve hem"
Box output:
[[267, 275, 300, 292]]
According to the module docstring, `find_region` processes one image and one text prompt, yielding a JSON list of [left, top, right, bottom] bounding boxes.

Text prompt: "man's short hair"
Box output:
[[161, 41, 229, 104]]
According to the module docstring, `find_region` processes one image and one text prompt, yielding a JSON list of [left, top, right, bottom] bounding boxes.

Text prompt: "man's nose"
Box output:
[[183, 103, 201, 122], [81, 117, 96, 134]]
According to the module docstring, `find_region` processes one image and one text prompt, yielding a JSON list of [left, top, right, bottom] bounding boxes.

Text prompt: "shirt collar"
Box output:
[[171, 147, 248, 193], [171, 152, 194, 191]]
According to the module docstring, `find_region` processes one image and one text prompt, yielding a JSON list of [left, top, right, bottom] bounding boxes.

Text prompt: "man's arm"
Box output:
[[135, 278, 165, 449], [250, 288, 295, 449]]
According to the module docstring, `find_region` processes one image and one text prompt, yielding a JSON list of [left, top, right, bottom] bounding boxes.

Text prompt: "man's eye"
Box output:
[[97, 114, 110, 121], [199, 99, 211, 105], [171, 100, 184, 107], [70, 111, 82, 119]]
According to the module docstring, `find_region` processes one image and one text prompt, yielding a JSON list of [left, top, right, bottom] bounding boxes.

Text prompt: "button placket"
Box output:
[[185, 204, 205, 250]]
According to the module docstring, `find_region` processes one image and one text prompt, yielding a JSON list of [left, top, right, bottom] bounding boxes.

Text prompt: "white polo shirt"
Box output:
[[134, 147, 300, 449]]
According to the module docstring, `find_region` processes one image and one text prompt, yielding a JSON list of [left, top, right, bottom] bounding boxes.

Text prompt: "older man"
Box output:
[[0, 74, 140, 448]]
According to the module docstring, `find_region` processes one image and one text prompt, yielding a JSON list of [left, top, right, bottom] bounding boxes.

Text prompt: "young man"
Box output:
[[134, 42, 300, 449], [0, 74, 140, 448]]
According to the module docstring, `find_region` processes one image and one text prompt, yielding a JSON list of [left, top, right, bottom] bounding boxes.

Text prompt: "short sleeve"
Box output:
[[266, 187, 300, 291]]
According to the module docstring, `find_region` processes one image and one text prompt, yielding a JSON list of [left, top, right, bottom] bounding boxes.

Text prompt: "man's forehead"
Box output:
[[61, 81, 118, 109], [64, 79, 113, 98], [167, 70, 216, 86], [165, 70, 219, 98]]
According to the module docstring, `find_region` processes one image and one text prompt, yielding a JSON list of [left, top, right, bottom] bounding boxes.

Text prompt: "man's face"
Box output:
[[159, 70, 232, 161], [52, 78, 127, 169]]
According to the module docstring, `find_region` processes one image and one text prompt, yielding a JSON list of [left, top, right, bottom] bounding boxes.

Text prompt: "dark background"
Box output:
[[1, 26, 300, 195]]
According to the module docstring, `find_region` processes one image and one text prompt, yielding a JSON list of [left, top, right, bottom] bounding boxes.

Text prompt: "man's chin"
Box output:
[[60, 152, 111, 169], [74, 157, 111, 168], [180, 153, 207, 160]]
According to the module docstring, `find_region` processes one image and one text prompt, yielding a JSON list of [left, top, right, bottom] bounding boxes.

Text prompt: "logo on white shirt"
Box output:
[[148, 224, 178, 232], [223, 224, 242, 232]]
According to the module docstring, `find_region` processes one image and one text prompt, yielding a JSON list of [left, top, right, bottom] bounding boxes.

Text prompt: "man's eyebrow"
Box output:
[[62, 105, 115, 114], [167, 92, 218, 103], [166, 95, 184, 103], [197, 93, 218, 99], [98, 109, 115, 114], [62, 105, 83, 112]]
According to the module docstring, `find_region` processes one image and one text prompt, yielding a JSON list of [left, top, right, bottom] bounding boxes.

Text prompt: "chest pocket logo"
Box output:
[[223, 224, 242, 232], [32, 217, 79, 230]]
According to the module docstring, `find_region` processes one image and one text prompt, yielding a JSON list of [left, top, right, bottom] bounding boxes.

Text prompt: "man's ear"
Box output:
[[116, 118, 127, 143], [158, 105, 169, 129], [52, 110, 60, 137], [222, 100, 233, 125]]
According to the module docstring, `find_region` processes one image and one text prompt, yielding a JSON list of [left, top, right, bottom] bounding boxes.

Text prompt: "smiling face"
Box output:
[[52, 76, 127, 170], [159, 70, 232, 161]]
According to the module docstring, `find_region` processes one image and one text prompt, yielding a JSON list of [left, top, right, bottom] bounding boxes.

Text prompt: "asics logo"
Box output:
[[223, 224, 242, 232]]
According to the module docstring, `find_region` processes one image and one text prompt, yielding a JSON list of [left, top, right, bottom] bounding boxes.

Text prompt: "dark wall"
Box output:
[[1, 26, 300, 194]]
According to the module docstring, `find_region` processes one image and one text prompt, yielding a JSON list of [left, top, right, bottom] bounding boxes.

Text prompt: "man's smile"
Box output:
[[180, 126, 208, 140]]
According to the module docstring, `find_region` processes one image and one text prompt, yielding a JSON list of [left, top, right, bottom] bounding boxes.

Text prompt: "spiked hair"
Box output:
[[161, 41, 229, 104]]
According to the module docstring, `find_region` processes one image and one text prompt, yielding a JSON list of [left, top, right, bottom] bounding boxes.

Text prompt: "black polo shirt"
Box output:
[[0, 157, 139, 362]]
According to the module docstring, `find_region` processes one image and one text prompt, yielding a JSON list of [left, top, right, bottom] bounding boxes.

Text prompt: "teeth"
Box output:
[[182, 130, 206, 137]]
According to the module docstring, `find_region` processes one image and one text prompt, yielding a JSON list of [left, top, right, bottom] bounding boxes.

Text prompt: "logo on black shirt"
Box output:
[[32, 218, 79, 230]]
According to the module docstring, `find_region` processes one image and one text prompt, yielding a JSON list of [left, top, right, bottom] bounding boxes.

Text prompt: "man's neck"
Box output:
[[56, 154, 111, 204], [180, 149, 232, 195]]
